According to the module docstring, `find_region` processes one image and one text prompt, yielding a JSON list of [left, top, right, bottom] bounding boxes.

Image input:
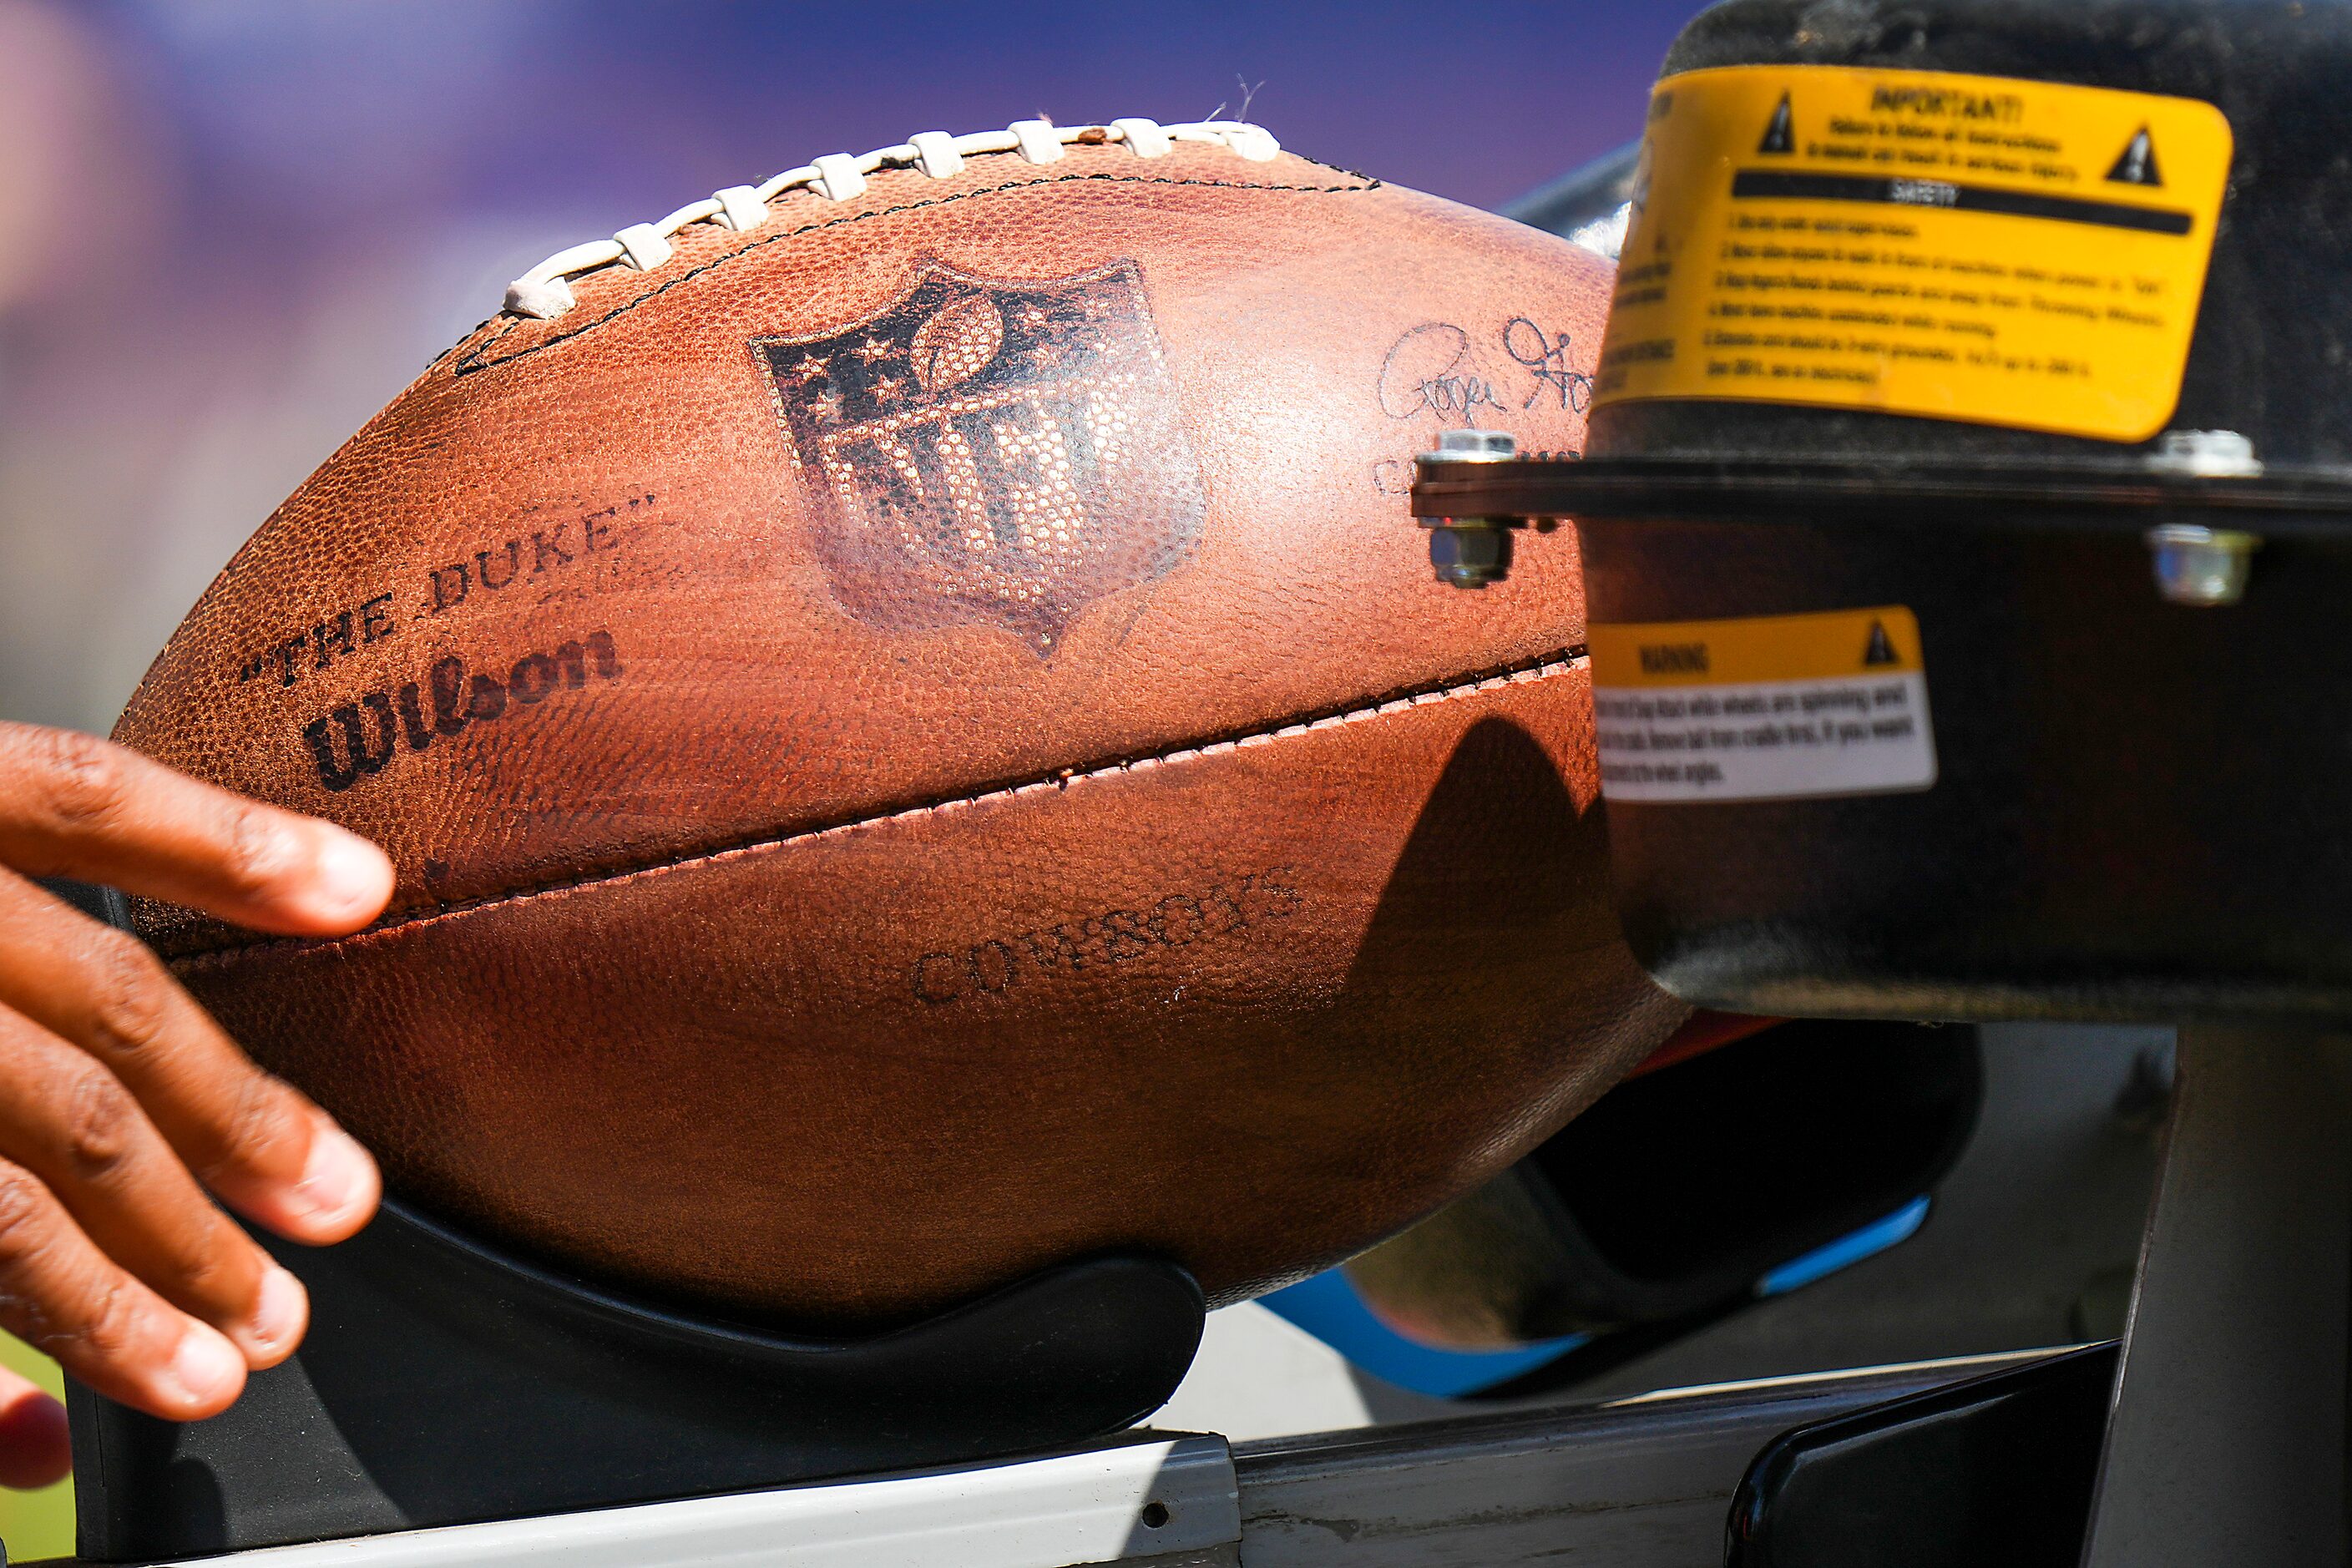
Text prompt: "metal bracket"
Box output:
[[2083, 1024, 2352, 1565]]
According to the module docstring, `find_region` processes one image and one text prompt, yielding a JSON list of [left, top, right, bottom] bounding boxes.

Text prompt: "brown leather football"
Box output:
[[113, 118, 1682, 1328]]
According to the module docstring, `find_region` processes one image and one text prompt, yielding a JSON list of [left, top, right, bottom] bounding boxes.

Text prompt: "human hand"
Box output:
[[0, 721, 392, 1485]]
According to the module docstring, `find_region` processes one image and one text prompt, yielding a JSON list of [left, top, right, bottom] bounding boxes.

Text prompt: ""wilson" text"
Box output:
[[300, 630, 620, 792]]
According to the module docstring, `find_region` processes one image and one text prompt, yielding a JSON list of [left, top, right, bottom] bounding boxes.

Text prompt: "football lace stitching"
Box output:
[[503, 118, 1281, 321], [162, 649, 1582, 970]]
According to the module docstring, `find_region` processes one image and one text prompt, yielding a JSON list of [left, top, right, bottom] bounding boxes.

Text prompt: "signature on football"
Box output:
[[1375, 316, 1596, 422], [1504, 316, 1596, 412]]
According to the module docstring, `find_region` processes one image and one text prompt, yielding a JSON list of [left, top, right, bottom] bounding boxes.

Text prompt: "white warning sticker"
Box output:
[[1590, 607, 1937, 803]]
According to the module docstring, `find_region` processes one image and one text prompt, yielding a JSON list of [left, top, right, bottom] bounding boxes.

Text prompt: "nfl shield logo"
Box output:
[[753, 258, 1207, 655]]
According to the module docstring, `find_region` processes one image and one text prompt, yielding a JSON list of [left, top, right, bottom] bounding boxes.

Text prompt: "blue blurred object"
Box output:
[[1263, 1196, 1935, 1399], [1260, 1271, 1594, 1400], [1285, 1019, 1980, 1401], [1758, 1196, 1931, 1298]]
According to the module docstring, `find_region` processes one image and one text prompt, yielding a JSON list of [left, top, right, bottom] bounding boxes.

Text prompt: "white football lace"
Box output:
[[503, 117, 1282, 321]]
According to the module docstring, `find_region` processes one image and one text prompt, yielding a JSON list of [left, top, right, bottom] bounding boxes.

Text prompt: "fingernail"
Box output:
[[302, 829, 393, 926], [159, 1323, 243, 1410], [248, 1267, 306, 1358], [293, 1125, 377, 1230]]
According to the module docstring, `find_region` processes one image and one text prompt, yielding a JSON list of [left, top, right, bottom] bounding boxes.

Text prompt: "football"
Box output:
[[114, 117, 1680, 1328]]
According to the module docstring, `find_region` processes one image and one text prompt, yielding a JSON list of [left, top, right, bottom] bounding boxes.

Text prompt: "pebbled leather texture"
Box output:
[[114, 139, 1683, 1328]]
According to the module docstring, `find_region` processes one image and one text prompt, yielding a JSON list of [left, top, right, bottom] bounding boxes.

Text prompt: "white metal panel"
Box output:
[[132, 1436, 1236, 1568]]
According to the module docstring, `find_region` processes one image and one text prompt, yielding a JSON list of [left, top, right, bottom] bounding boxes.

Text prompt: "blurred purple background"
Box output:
[[0, 1, 1697, 731]]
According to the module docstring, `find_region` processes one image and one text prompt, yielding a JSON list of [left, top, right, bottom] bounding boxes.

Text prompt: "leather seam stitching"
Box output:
[[166, 646, 1588, 970], [450, 169, 1381, 375]]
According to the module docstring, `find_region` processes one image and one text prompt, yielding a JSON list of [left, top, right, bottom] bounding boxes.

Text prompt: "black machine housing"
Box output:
[[1418, 0, 2352, 1021]]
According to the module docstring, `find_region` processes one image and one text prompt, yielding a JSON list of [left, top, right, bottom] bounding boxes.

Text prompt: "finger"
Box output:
[[0, 1156, 245, 1420], [0, 1002, 306, 1365], [0, 722, 391, 936], [0, 1363, 69, 1490], [0, 873, 379, 1245]]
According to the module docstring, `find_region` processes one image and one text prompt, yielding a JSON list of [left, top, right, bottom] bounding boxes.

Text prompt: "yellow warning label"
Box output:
[[1591, 608, 1934, 802], [1596, 65, 2233, 442], [1591, 605, 1924, 687]]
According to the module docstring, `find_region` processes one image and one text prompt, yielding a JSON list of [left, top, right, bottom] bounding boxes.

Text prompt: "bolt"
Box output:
[[1429, 428, 1519, 463], [2146, 429, 2263, 479], [1428, 523, 1515, 589], [2146, 524, 2261, 606], [1418, 430, 1521, 588]]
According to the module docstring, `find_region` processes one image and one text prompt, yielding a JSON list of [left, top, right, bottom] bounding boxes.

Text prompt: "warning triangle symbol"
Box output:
[[2107, 126, 2163, 187], [1758, 93, 1795, 154], [1862, 621, 1900, 666]]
